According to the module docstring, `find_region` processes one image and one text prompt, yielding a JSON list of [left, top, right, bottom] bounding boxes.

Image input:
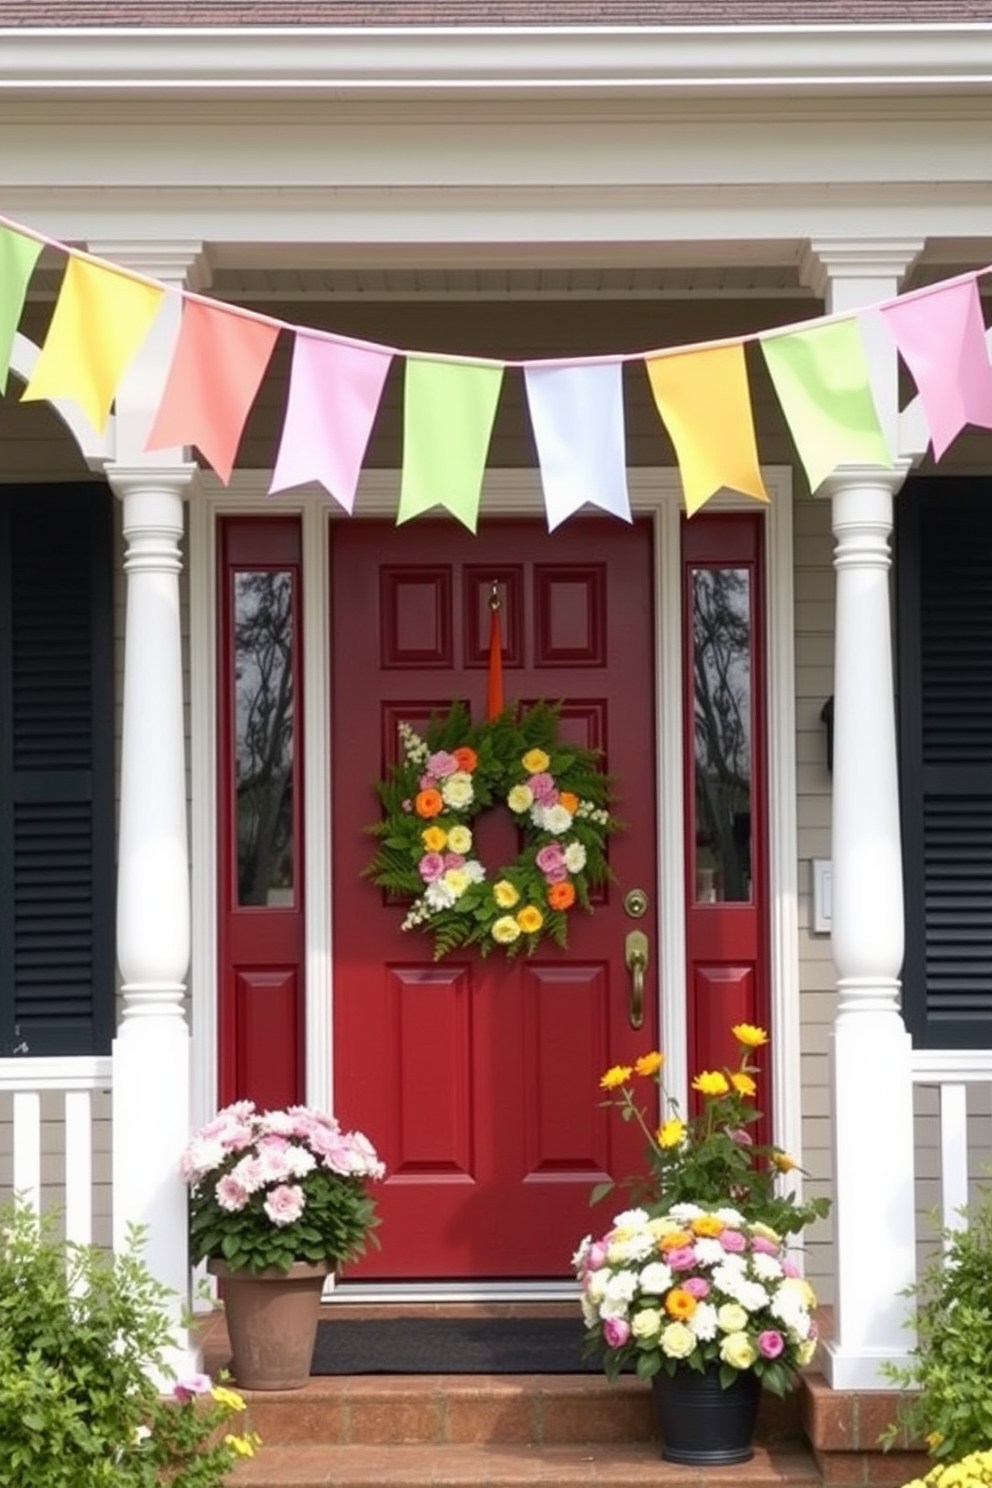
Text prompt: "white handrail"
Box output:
[[911, 1051, 992, 1236]]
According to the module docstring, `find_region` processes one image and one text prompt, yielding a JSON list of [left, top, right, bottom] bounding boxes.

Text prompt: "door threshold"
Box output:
[[328, 1280, 579, 1304]]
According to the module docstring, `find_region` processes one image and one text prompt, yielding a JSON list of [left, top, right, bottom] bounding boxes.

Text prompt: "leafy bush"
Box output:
[[0, 1201, 259, 1486], [882, 1186, 992, 1462]]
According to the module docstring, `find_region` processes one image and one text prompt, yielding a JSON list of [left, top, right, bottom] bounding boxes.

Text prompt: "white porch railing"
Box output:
[[0, 1055, 113, 1247], [911, 1048, 992, 1235]]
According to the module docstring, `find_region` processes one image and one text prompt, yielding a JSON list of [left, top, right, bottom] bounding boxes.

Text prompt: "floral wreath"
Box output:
[[366, 700, 620, 959]]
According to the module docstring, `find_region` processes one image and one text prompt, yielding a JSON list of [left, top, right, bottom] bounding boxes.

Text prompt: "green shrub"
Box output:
[[882, 1186, 992, 1462], [0, 1201, 259, 1486]]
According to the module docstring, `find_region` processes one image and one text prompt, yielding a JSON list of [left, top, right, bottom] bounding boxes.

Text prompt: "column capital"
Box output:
[[84, 239, 211, 292], [105, 462, 201, 501], [799, 238, 926, 300], [815, 460, 913, 503]]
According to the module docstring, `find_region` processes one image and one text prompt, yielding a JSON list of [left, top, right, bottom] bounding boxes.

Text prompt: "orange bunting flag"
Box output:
[[645, 343, 768, 516], [145, 298, 280, 483], [487, 583, 504, 720], [22, 256, 164, 433]]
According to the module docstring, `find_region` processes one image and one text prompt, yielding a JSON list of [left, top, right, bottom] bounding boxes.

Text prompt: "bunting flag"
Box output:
[[397, 357, 504, 532], [759, 318, 891, 494], [523, 361, 631, 531], [145, 298, 280, 483], [487, 584, 504, 720], [645, 343, 768, 515], [880, 278, 992, 459], [269, 332, 393, 511], [0, 226, 43, 394], [22, 256, 164, 433]]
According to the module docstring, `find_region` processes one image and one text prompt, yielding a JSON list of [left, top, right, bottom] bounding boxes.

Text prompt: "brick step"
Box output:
[[227, 1438, 822, 1488], [234, 1372, 803, 1449]]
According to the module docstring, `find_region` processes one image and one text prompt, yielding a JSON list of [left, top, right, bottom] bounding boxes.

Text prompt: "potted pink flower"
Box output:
[[182, 1102, 384, 1389]]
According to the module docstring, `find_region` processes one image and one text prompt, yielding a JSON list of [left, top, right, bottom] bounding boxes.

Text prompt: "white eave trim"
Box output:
[[3, 25, 992, 96]]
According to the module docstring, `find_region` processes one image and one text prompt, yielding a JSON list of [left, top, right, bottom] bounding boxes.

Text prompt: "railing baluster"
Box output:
[[939, 1083, 969, 1234], [12, 1090, 41, 1213], [64, 1090, 93, 1247]]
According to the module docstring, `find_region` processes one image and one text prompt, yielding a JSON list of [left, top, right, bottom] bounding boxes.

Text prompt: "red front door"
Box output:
[[330, 517, 658, 1280]]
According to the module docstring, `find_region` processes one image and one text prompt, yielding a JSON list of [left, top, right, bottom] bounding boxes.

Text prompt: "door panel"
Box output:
[[330, 517, 657, 1280]]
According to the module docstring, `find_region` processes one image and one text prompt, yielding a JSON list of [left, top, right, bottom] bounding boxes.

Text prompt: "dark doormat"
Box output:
[[310, 1315, 605, 1375]]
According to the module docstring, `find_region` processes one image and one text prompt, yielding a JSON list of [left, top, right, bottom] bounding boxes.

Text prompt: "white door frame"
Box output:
[[188, 464, 798, 1297]]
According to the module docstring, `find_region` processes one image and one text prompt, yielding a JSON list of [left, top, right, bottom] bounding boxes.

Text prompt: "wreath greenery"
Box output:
[[366, 700, 620, 960]]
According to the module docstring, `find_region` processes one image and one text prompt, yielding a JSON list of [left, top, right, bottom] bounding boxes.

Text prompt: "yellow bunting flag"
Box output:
[[645, 343, 768, 516], [22, 256, 164, 433]]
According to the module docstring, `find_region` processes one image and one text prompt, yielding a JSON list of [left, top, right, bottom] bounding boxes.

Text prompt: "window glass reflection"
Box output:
[[234, 571, 295, 907], [692, 567, 752, 904]]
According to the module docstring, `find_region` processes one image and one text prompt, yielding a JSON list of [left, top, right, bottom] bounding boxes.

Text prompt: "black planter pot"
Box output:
[[651, 1363, 761, 1465]]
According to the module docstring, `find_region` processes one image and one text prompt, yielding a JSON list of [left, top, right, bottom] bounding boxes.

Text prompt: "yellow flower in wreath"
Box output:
[[521, 747, 551, 773], [446, 824, 473, 854], [516, 905, 544, 934], [493, 880, 520, 909], [507, 783, 533, 813], [421, 825, 447, 852], [492, 915, 522, 944]]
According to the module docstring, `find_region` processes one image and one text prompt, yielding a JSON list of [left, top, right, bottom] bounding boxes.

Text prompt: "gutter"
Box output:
[[1, 24, 992, 96]]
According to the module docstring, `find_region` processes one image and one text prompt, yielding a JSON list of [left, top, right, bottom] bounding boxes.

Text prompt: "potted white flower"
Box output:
[[182, 1101, 385, 1389]]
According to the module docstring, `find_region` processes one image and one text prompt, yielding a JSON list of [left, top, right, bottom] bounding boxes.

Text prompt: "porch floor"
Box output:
[[193, 1304, 925, 1488]]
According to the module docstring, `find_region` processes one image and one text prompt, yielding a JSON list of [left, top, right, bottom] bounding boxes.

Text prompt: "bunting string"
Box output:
[[1, 209, 990, 529]]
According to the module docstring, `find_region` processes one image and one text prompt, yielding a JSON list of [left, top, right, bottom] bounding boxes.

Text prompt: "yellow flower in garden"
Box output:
[[522, 747, 551, 773], [492, 915, 522, 944], [691, 1214, 724, 1238], [664, 1287, 697, 1320], [212, 1386, 247, 1412], [507, 784, 534, 813], [493, 880, 520, 909], [731, 1022, 768, 1048], [731, 1071, 757, 1097], [225, 1434, 258, 1458], [446, 824, 472, 854], [599, 1065, 633, 1090], [634, 1051, 663, 1077], [421, 825, 448, 852], [656, 1118, 685, 1148], [772, 1150, 798, 1173], [517, 905, 544, 934], [925, 1432, 945, 1452], [692, 1070, 730, 1097]]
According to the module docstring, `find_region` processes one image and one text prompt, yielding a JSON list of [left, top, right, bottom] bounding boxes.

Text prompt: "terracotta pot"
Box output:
[[207, 1258, 330, 1390], [651, 1363, 761, 1465]]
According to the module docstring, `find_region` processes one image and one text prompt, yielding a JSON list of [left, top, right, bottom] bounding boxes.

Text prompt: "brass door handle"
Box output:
[[625, 929, 649, 1030]]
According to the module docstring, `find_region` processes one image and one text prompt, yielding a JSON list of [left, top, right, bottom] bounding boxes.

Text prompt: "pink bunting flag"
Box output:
[[145, 299, 280, 483], [269, 333, 393, 511], [880, 276, 992, 459]]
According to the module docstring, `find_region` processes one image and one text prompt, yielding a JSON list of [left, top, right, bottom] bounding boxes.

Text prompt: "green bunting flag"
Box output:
[[760, 318, 891, 493], [398, 357, 504, 533], [0, 226, 43, 395]]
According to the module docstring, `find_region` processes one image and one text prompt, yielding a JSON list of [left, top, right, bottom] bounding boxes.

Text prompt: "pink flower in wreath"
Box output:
[[264, 1183, 305, 1226], [418, 852, 446, 882], [535, 843, 565, 875], [529, 772, 558, 804], [544, 864, 569, 885], [444, 853, 466, 870], [427, 750, 459, 778], [603, 1315, 631, 1348]]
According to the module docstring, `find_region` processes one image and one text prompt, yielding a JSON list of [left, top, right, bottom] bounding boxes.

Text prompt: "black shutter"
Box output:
[[897, 477, 992, 1048], [0, 486, 115, 1056]]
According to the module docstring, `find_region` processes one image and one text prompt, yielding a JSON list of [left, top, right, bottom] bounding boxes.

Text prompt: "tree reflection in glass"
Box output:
[[234, 571, 295, 907], [692, 567, 752, 903]]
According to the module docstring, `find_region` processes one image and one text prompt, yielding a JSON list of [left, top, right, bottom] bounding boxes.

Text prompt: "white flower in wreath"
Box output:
[[425, 880, 457, 910], [531, 802, 573, 835], [462, 859, 486, 883], [441, 772, 474, 809], [563, 841, 587, 873]]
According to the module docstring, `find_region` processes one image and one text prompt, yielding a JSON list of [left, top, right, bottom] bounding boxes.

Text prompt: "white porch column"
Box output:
[[96, 240, 209, 1375], [801, 242, 922, 1389]]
